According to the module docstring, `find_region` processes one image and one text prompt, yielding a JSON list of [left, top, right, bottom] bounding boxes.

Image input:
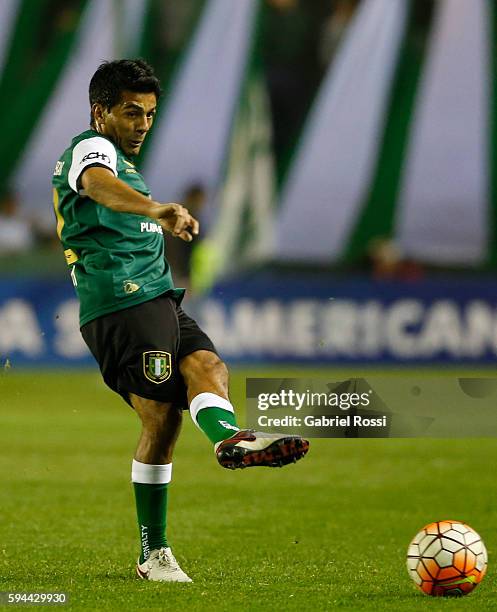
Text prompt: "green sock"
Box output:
[[196, 407, 240, 444], [133, 482, 168, 563]]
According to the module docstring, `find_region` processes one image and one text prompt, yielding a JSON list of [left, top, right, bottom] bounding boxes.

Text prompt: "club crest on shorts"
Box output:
[[143, 351, 172, 384]]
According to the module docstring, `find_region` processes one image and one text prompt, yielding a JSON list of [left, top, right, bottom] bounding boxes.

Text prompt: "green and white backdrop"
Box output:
[[1, 0, 495, 279]]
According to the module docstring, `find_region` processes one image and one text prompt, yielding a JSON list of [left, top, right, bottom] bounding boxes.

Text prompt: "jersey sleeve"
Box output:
[[68, 136, 118, 193]]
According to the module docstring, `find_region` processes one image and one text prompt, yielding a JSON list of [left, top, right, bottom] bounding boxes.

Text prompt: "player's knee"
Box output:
[[180, 350, 228, 385], [207, 355, 228, 381], [131, 395, 180, 429]]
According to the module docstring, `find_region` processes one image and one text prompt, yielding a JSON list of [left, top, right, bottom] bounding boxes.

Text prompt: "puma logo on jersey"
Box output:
[[140, 221, 163, 234]]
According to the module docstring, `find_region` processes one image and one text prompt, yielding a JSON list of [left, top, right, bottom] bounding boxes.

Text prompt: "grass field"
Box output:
[[0, 368, 496, 611]]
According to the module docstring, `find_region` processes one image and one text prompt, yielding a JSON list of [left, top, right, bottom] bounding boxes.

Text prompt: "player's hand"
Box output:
[[154, 203, 199, 242]]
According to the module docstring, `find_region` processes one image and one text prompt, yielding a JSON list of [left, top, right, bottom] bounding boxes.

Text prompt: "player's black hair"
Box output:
[[89, 59, 162, 124]]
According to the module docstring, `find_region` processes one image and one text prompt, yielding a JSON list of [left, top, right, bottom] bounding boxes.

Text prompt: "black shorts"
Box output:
[[81, 294, 218, 408]]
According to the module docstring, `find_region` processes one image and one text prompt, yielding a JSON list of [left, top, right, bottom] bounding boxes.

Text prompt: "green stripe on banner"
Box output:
[[137, 0, 207, 164], [343, 0, 435, 263], [190, 0, 274, 292], [0, 0, 48, 106], [0, 0, 88, 197], [489, 0, 497, 266], [213, 1, 276, 271], [137, 0, 154, 61], [232, 2, 268, 259]]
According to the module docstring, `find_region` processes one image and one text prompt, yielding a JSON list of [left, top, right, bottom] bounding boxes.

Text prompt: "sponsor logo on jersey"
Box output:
[[123, 280, 140, 294], [140, 221, 163, 234], [53, 161, 65, 176], [81, 151, 111, 164], [143, 351, 172, 384]]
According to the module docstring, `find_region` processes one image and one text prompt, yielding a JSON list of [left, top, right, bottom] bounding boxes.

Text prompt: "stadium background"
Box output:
[[1, 1, 497, 610], [1, 0, 496, 367]]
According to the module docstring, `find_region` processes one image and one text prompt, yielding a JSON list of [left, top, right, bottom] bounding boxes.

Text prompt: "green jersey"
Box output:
[[52, 129, 184, 327]]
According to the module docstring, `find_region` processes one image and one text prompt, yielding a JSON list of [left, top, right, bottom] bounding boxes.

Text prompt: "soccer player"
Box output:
[[52, 59, 309, 583]]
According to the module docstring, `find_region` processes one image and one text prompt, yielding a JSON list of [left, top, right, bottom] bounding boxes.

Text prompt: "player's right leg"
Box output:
[[179, 349, 309, 469], [173, 302, 310, 468]]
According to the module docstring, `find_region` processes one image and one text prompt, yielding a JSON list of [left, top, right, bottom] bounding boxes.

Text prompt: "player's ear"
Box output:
[[92, 103, 105, 133]]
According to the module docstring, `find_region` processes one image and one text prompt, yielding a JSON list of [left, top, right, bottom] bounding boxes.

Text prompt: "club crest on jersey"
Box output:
[[143, 351, 172, 384]]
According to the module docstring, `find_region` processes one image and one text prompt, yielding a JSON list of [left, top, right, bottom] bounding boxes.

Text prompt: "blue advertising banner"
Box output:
[[1, 274, 497, 366], [195, 274, 497, 364], [0, 278, 92, 367]]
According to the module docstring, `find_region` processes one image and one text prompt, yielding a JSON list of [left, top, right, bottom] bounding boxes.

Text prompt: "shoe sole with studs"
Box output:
[[217, 436, 309, 470]]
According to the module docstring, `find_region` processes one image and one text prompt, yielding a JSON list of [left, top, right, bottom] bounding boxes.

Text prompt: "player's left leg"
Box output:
[[180, 350, 309, 469], [131, 393, 191, 583], [81, 296, 194, 581]]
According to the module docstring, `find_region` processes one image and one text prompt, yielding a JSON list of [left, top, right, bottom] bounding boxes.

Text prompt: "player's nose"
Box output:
[[136, 117, 149, 134]]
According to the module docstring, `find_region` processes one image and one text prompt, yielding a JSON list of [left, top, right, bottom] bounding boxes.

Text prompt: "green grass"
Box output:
[[0, 368, 496, 611]]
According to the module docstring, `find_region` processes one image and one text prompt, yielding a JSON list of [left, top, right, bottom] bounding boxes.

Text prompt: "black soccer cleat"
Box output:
[[215, 429, 309, 470]]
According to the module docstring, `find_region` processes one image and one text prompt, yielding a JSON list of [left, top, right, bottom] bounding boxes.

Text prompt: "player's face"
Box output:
[[96, 91, 157, 156]]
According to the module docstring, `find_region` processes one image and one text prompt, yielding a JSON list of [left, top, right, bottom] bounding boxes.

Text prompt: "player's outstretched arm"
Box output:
[[81, 166, 199, 241]]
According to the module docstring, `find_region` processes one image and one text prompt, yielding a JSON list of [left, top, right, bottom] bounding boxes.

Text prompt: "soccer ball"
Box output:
[[406, 520, 487, 596]]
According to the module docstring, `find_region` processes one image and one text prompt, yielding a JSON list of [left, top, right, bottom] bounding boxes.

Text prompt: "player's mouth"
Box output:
[[130, 139, 144, 148]]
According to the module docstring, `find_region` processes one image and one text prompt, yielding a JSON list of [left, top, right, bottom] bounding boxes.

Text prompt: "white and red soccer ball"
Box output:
[[407, 520, 487, 596]]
